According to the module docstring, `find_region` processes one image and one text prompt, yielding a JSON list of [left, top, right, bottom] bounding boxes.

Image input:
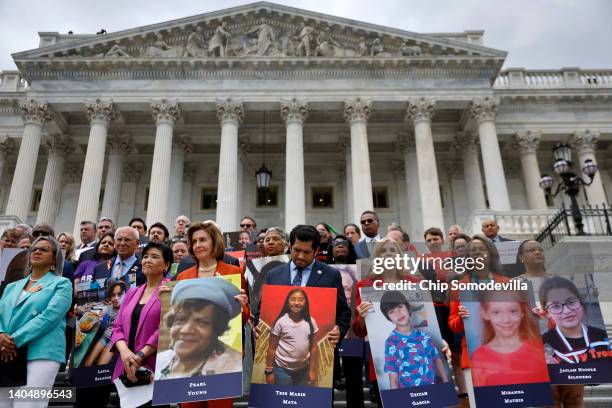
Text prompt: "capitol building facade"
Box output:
[[0, 2, 611, 241]]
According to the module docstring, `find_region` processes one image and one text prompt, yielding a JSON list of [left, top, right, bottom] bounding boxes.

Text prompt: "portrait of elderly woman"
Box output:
[[155, 277, 243, 380]]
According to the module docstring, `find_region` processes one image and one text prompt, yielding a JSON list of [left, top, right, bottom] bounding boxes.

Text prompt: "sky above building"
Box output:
[[1, 0, 610, 71]]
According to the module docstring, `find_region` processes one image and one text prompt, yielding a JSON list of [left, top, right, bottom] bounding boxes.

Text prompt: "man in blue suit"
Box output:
[[93, 226, 145, 287], [256, 225, 351, 342], [355, 210, 382, 259]]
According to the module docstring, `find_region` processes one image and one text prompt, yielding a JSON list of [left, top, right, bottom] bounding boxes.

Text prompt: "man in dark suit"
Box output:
[[481, 219, 513, 242], [256, 225, 351, 342], [355, 210, 382, 259], [93, 226, 145, 287]]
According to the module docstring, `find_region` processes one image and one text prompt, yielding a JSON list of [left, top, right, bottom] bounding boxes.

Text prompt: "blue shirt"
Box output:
[[384, 329, 439, 388], [289, 260, 315, 286], [111, 254, 137, 280]]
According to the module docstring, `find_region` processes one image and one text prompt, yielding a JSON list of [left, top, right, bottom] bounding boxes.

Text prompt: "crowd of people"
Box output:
[[0, 211, 593, 408]]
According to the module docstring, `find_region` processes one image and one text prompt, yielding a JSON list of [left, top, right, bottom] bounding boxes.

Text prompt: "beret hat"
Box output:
[[171, 277, 241, 318]]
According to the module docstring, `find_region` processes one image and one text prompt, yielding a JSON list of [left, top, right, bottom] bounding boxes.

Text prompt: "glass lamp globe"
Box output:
[[539, 174, 554, 191]]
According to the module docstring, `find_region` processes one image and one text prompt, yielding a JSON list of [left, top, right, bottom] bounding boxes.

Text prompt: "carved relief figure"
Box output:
[[183, 26, 207, 57], [145, 33, 181, 57], [357, 37, 368, 57], [315, 27, 353, 57], [369, 38, 384, 56], [400, 41, 422, 56], [245, 22, 276, 56], [105, 44, 130, 58], [294, 21, 314, 57], [209, 21, 232, 57]]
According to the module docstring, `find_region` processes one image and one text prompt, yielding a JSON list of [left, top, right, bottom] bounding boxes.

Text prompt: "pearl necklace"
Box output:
[[198, 262, 217, 273]]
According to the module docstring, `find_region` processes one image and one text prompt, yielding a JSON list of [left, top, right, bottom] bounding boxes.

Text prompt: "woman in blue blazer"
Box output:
[[0, 236, 72, 406]]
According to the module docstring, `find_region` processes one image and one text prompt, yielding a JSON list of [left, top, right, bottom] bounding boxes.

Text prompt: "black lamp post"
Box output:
[[256, 112, 272, 192], [539, 142, 598, 235]]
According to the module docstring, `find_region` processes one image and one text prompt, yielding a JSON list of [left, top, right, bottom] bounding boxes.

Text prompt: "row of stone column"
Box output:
[[4, 98, 608, 237]]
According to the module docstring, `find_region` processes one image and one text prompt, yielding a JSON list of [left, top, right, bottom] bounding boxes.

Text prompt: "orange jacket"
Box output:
[[177, 261, 250, 323]]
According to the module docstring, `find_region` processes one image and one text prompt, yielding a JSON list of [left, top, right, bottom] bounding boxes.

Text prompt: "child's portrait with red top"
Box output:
[[466, 290, 550, 387]]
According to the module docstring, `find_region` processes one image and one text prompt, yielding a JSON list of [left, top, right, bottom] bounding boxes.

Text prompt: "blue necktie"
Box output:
[[292, 268, 303, 286]]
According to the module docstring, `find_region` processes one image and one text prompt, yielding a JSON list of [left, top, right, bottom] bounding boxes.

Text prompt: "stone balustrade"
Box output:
[[466, 209, 558, 238], [494, 68, 612, 88]]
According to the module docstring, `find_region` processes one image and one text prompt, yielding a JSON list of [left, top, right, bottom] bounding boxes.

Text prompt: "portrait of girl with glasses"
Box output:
[[539, 276, 612, 364]]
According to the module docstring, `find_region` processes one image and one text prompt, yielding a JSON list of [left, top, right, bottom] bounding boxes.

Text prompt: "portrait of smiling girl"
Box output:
[[265, 288, 318, 386], [470, 290, 550, 387], [539, 276, 611, 364]]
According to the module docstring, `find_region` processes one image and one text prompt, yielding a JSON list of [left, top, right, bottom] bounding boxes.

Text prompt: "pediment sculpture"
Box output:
[[43, 15, 476, 61]]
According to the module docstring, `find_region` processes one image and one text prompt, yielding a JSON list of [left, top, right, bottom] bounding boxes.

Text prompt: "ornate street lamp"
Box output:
[[539, 143, 598, 235], [255, 112, 272, 192]]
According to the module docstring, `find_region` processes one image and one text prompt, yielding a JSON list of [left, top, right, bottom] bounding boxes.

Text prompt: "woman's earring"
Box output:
[[50, 265, 56, 271]]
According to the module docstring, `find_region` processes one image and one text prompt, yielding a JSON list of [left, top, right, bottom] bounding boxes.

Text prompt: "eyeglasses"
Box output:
[[545, 298, 582, 314], [332, 240, 349, 247], [32, 231, 51, 237], [240, 224, 254, 228], [31, 247, 51, 253], [115, 238, 134, 243], [360, 218, 375, 225]]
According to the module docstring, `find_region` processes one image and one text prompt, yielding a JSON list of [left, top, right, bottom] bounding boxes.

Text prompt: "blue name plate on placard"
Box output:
[[71, 364, 114, 388], [152, 372, 242, 405], [549, 360, 612, 384], [249, 384, 332, 408], [474, 382, 553, 407], [339, 339, 364, 357], [380, 383, 458, 408]]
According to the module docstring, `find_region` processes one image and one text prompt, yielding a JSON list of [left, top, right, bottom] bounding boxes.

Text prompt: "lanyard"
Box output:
[[555, 324, 589, 363]]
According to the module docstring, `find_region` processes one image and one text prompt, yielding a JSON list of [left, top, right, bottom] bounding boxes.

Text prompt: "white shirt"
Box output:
[[361, 234, 381, 243]]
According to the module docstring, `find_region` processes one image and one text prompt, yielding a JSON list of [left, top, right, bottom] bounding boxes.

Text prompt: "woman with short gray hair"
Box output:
[[263, 227, 288, 257], [0, 236, 72, 406]]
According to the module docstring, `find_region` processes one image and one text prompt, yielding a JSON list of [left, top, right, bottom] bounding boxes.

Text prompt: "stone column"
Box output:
[[454, 131, 487, 211], [215, 98, 244, 231], [406, 97, 445, 230], [73, 99, 117, 237], [471, 96, 511, 211], [183, 163, 196, 217], [123, 163, 143, 220], [167, 134, 193, 225], [344, 98, 373, 222], [237, 134, 250, 220], [6, 100, 51, 222], [338, 132, 353, 224], [281, 98, 308, 231], [146, 99, 181, 226], [36, 134, 74, 226], [571, 130, 608, 206], [0, 136, 15, 186], [514, 130, 547, 209], [395, 130, 423, 240], [101, 133, 133, 222]]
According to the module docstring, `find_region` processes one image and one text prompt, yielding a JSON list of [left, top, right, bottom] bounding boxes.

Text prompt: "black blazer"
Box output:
[[93, 255, 145, 287], [256, 260, 352, 339]]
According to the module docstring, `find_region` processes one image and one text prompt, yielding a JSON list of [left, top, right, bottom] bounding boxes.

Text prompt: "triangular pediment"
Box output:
[[13, 2, 506, 64]]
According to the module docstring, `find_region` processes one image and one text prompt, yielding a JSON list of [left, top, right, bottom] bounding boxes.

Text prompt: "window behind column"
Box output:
[[312, 186, 333, 208], [30, 188, 42, 212], [372, 186, 389, 209], [256, 185, 278, 208], [200, 187, 218, 210]]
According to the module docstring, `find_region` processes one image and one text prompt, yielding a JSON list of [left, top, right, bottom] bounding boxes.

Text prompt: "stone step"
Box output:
[[52, 372, 612, 408]]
